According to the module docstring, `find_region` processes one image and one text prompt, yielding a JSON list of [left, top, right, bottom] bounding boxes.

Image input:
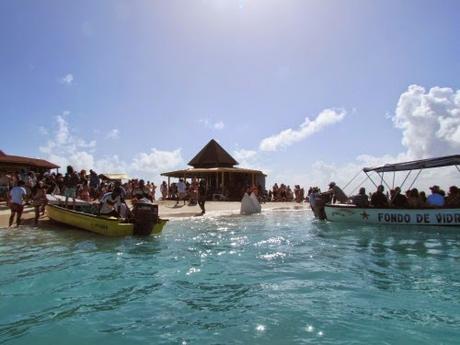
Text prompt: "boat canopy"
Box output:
[[363, 155, 460, 173]]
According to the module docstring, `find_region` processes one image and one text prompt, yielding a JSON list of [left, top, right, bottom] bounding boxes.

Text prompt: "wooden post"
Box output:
[[167, 177, 170, 198]]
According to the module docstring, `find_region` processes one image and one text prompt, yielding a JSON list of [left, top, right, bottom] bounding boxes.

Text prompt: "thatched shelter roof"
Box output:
[[188, 139, 238, 168], [0, 150, 59, 170]]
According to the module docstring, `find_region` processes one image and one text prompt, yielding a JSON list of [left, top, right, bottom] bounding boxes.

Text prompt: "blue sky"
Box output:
[[1, 0, 460, 186]]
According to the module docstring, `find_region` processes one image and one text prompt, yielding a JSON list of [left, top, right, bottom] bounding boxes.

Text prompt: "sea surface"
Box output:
[[1, 209, 460, 345]]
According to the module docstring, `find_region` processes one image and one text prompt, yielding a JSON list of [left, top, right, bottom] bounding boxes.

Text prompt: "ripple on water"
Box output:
[[1, 212, 460, 344]]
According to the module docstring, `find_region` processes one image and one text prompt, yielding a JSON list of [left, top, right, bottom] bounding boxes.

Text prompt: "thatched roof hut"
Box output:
[[161, 139, 265, 200]]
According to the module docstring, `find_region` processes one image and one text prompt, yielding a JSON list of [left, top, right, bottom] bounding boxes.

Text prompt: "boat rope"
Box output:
[[348, 175, 370, 196], [343, 170, 362, 192], [364, 171, 378, 189], [407, 169, 422, 190], [399, 170, 412, 191], [378, 172, 392, 191]]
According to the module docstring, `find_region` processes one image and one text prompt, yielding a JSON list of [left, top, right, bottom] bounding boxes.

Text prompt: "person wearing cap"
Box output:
[[427, 185, 445, 207], [351, 187, 369, 208], [323, 182, 348, 204]]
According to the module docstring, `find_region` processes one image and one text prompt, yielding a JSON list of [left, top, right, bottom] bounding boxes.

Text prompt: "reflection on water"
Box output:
[[1, 211, 460, 344]]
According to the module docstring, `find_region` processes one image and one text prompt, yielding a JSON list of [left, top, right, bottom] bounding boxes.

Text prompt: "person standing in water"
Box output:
[[31, 181, 47, 227], [9, 180, 27, 228], [198, 179, 207, 215]]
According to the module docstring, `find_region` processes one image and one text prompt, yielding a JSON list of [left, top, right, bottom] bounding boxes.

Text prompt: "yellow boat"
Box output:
[[46, 204, 168, 237]]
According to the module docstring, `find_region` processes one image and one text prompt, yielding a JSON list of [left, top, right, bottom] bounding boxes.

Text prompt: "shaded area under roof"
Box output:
[[161, 167, 266, 178], [188, 139, 238, 168], [363, 155, 460, 173], [0, 150, 59, 170]]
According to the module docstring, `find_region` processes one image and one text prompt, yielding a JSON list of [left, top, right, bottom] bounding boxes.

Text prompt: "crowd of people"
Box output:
[[307, 182, 460, 210], [266, 183, 306, 203], [3, 166, 460, 227], [1, 166, 210, 228]]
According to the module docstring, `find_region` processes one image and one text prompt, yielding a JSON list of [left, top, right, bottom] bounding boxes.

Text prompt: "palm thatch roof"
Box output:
[[0, 150, 59, 170], [188, 139, 238, 168]]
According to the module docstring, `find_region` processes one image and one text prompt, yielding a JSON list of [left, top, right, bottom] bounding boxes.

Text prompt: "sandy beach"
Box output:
[[0, 201, 310, 229]]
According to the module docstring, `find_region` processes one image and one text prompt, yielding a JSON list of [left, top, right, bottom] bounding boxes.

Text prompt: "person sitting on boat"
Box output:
[[350, 187, 369, 208], [446, 186, 460, 208], [427, 185, 445, 208], [100, 187, 123, 217], [390, 187, 408, 208], [323, 182, 348, 204], [371, 185, 389, 208], [407, 188, 423, 208]]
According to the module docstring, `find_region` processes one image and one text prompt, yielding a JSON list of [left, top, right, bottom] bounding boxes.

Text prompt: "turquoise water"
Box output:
[[1, 210, 460, 345]]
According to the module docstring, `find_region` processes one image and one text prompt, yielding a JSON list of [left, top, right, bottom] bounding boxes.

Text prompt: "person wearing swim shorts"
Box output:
[[9, 180, 27, 227]]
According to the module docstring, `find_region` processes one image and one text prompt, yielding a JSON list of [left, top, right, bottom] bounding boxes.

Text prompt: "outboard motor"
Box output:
[[133, 202, 159, 236]]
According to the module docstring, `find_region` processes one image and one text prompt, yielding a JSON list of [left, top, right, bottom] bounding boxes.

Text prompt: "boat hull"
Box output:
[[46, 204, 167, 236], [324, 204, 460, 226]]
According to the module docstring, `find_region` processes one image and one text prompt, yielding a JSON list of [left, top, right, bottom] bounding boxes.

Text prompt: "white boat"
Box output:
[[46, 194, 91, 206], [325, 204, 460, 226], [323, 155, 460, 226]]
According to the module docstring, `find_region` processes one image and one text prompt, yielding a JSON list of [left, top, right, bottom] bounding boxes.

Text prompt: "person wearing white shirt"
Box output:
[[100, 188, 122, 217], [9, 180, 27, 227], [175, 179, 187, 206]]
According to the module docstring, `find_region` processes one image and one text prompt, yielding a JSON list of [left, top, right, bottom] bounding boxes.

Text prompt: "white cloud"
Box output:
[[39, 112, 96, 171], [233, 149, 257, 161], [199, 118, 225, 130], [59, 74, 74, 85], [131, 148, 183, 173], [94, 155, 127, 173], [270, 85, 460, 192], [38, 114, 183, 181], [233, 148, 257, 168], [393, 84, 460, 159], [259, 108, 347, 151], [38, 126, 48, 135], [106, 129, 120, 139], [214, 121, 225, 130]]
